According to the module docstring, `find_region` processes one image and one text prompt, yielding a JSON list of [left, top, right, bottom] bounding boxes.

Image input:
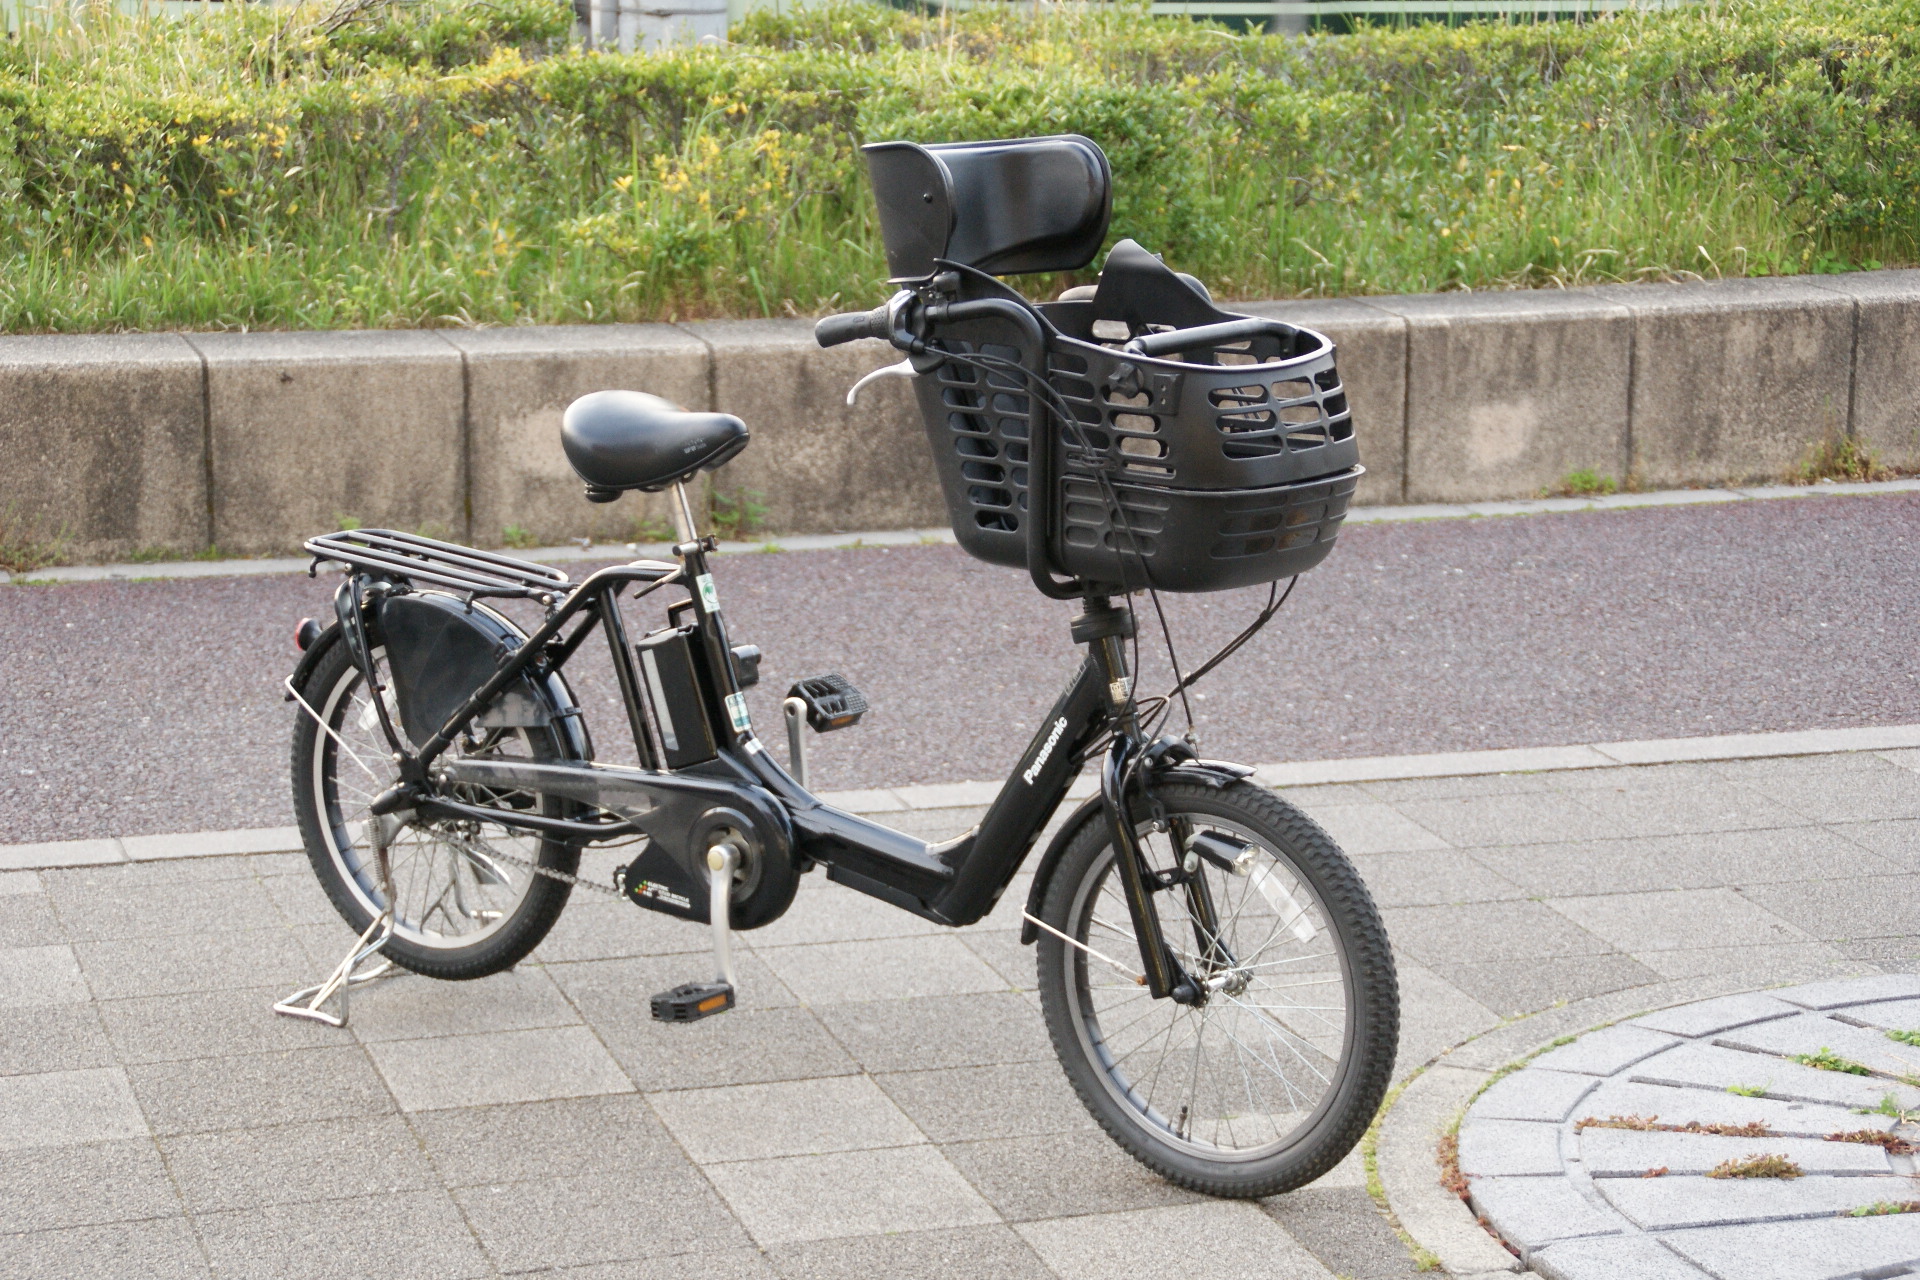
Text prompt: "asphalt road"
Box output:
[[2, 491, 1915, 845]]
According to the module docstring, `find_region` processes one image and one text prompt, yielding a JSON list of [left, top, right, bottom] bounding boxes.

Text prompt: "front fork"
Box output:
[[1084, 605, 1219, 1006]]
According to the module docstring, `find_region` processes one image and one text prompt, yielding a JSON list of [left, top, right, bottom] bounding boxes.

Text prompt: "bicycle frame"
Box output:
[[307, 510, 1208, 1001]]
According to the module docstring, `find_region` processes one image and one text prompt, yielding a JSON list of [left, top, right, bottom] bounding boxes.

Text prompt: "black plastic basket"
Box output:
[[910, 253, 1361, 594], [861, 136, 1360, 594]]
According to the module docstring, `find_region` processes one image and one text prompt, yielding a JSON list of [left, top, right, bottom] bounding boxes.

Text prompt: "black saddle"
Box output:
[[561, 391, 749, 501]]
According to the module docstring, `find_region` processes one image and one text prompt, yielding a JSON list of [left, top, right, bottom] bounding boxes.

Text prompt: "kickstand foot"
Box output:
[[273, 913, 395, 1028], [274, 815, 401, 1029]]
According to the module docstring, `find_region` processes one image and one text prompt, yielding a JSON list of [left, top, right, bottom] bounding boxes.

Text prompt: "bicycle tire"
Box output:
[[291, 637, 580, 980], [1035, 778, 1398, 1197]]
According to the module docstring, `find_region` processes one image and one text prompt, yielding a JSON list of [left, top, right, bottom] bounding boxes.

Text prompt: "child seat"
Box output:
[[869, 136, 1362, 593]]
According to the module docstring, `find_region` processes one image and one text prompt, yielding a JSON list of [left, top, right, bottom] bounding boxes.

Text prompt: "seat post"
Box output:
[[669, 481, 701, 545]]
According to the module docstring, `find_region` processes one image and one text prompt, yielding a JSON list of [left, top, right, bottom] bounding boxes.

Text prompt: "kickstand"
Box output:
[[274, 815, 401, 1028]]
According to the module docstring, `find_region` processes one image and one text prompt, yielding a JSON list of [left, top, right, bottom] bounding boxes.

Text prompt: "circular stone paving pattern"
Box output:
[[1456, 974, 1920, 1280]]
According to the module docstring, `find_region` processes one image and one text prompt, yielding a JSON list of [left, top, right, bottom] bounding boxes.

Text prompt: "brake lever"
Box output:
[[845, 360, 915, 406], [846, 345, 943, 406]]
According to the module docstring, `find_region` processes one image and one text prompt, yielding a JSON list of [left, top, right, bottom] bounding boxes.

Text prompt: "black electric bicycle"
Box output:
[[281, 135, 1396, 1198]]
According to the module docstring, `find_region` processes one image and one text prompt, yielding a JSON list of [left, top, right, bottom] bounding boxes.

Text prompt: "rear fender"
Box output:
[[287, 597, 591, 763], [287, 619, 344, 699]]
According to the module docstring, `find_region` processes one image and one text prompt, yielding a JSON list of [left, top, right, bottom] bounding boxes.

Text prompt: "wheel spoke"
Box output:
[[310, 663, 554, 955], [1221, 994, 1335, 1086], [1054, 802, 1373, 1165]]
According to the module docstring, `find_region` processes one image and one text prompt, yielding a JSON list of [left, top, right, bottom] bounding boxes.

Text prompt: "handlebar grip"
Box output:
[[815, 306, 890, 349], [1126, 317, 1280, 359]]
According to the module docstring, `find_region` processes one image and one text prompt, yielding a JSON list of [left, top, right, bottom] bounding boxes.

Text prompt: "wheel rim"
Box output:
[[1062, 815, 1354, 1161], [311, 650, 548, 951]]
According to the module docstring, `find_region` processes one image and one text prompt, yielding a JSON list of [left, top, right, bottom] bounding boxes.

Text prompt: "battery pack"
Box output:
[[635, 626, 717, 769]]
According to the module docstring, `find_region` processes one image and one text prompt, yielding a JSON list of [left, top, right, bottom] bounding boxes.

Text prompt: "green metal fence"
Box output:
[[908, 0, 1697, 25], [3, 0, 1698, 39]]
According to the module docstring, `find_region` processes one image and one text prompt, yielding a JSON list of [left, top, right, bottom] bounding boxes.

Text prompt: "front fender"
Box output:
[[1015, 759, 1260, 946], [1017, 793, 1104, 945]]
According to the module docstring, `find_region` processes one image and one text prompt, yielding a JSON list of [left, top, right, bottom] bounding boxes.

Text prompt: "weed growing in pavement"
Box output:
[[1545, 469, 1619, 498], [1793, 1048, 1873, 1076], [1707, 1153, 1803, 1179], [1575, 1115, 1776, 1137], [1849, 1201, 1920, 1216], [1435, 1127, 1519, 1261], [629, 515, 676, 545], [1727, 1084, 1770, 1097], [1858, 1094, 1917, 1121], [1360, 1074, 1447, 1275], [709, 488, 769, 541], [0, 507, 72, 575], [502, 523, 536, 549], [1437, 1131, 1469, 1199], [1886, 1030, 1920, 1048], [1793, 434, 1896, 484], [1829, 1129, 1917, 1154]]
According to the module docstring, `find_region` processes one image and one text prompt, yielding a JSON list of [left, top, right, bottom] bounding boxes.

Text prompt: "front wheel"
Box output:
[[1035, 779, 1398, 1198]]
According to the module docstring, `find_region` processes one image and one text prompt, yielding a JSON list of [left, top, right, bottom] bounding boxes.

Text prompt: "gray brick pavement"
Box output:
[[1458, 972, 1920, 1277], [0, 749, 1914, 1276]]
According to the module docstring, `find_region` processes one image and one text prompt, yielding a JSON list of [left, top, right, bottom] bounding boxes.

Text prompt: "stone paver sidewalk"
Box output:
[[1459, 974, 1920, 1279], [1, 746, 1917, 1278]]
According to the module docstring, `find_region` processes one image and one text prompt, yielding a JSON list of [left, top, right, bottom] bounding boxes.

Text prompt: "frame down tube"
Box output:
[[926, 658, 1111, 927]]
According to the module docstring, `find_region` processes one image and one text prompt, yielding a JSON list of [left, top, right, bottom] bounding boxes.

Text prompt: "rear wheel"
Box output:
[[290, 638, 580, 980], [1035, 779, 1398, 1197]]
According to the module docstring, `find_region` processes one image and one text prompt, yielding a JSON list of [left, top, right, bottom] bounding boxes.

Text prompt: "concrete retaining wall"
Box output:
[[1, 270, 1915, 561]]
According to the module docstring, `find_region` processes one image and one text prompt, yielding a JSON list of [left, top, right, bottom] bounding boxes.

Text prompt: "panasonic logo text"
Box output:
[[1022, 717, 1069, 785]]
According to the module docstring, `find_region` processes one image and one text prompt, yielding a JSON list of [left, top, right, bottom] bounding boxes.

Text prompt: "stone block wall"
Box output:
[[0, 269, 1914, 562]]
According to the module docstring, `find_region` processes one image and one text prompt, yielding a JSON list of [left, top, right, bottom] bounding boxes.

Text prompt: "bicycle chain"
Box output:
[[436, 828, 633, 900]]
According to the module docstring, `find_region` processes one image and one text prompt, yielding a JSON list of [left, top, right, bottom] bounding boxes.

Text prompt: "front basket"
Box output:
[[909, 262, 1362, 593]]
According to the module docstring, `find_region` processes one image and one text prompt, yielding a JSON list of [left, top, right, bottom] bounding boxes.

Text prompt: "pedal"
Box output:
[[786, 674, 868, 732], [650, 981, 735, 1022], [654, 843, 744, 1025]]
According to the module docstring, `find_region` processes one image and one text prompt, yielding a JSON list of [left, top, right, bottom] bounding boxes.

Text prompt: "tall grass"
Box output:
[[0, 0, 1914, 332]]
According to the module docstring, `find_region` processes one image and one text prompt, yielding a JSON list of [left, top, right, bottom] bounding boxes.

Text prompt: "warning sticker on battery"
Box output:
[[697, 573, 719, 613], [725, 691, 751, 731]]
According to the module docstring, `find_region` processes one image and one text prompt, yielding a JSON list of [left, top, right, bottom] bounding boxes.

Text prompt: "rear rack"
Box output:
[[305, 529, 575, 600]]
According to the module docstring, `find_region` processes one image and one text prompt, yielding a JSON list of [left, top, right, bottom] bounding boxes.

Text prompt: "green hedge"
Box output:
[[0, 0, 1915, 331]]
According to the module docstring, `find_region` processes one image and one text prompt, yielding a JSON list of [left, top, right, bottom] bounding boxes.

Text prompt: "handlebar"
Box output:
[[1123, 317, 1279, 359], [814, 305, 893, 349]]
